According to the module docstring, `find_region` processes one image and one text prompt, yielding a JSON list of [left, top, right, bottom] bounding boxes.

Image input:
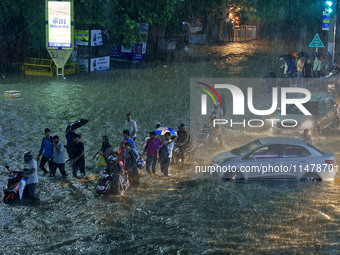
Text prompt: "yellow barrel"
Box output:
[[4, 91, 21, 98]]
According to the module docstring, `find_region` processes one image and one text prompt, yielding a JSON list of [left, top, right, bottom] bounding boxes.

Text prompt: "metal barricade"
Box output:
[[234, 25, 257, 41]]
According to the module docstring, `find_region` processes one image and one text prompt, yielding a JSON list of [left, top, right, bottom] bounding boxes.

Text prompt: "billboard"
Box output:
[[91, 30, 103, 46], [90, 56, 110, 71], [75, 30, 89, 46], [110, 22, 148, 62], [47, 1, 72, 48]]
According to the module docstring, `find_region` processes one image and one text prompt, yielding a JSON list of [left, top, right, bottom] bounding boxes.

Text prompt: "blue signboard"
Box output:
[[110, 21, 148, 62], [323, 12, 330, 30]]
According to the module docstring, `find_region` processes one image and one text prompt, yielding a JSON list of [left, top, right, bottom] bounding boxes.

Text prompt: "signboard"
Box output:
[[47, 1, 72, 48], [46, 0, 74, 76], [110, 21, 148, 62], [91, 30, 103, 46], [309, 33, 324, 48], [90, 56, 110, 71], [75, 30, 89, 45], [323, 12, 330, 30], [78, 58, 89, 72]]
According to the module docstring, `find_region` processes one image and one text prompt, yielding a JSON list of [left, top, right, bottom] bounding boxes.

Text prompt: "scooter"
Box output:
[[3, 166, 26, 203]]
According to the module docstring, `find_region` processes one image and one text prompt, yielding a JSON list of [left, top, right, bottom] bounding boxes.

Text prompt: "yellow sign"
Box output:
[[75, 30, 89, 45]]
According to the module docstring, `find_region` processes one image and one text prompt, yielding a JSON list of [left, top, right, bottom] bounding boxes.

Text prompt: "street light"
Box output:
[[325, 1, 334, 14]]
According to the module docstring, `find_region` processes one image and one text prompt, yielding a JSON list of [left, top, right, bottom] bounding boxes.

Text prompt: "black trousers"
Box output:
[[51, 162, 67, 176], [72, 159, 85, 177], [39, 156, 52, 174], [160, 158, 170, 176]]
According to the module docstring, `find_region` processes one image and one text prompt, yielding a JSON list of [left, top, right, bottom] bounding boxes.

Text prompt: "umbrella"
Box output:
[[154, 127, 177, 136], [65, 119, 88, 133], [278, 54, 293, 61]]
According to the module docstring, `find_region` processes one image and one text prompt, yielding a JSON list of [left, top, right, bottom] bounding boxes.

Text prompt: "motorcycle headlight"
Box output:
[[300, 120, 314, 130]]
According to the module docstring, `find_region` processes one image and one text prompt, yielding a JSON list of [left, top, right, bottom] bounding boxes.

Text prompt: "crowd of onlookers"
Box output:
[[18, 113, 190, 200], [280, 53, 334, 79]]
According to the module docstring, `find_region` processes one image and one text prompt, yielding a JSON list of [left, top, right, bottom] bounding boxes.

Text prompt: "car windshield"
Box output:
[[231, 139, 262, 155], [286, 101, 319, 115]]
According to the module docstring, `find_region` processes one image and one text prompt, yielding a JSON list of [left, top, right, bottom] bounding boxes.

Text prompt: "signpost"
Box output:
[[323, 11, 330, 30], [45, 0, 74, 77], [309, 33, 324, 53]]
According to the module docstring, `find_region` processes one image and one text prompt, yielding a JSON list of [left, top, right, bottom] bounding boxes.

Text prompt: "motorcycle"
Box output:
[[324, 65, 340, 97], [3, 166, 26, 203], [95, 170, 129, 197], [172, 144, 194, 164]]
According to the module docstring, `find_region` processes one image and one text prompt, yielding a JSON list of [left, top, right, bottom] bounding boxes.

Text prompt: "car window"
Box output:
[[281, 145, 311, 158], [325, 99, 333, 111], [231, 139, 262, 155], [286, 101, 319, 115], [247, 145, 281, 159], [319, 101, 326, 114], [307, 143, 324, 154]]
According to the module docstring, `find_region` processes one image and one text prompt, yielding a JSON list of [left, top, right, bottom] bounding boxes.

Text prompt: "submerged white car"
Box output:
[[211, 137, 336, 182]]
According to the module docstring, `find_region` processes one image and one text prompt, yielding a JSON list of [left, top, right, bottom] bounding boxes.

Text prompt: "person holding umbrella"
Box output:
[[65, 119, 88, 159], [70, 134, 86, 178]]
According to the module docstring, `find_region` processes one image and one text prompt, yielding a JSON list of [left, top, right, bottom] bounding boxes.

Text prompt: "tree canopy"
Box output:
[[0, 0, 331, 61]]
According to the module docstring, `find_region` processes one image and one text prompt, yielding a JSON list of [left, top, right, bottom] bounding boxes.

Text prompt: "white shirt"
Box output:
[[125, 119, 138, 138], [53, 142, 65, 164], [166, 139, 174, 158], [26, 159, 38, 185]]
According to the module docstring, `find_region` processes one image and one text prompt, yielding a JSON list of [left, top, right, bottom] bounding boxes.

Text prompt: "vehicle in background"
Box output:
[[211, 137, 336, 182], [271, 93, 339, 136]]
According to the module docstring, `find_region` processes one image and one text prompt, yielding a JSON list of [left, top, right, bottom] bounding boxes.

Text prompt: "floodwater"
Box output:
[[0, 41, 339, 254]]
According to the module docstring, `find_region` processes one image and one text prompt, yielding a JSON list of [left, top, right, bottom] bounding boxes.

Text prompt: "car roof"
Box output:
[[259, 136, 307, 145]]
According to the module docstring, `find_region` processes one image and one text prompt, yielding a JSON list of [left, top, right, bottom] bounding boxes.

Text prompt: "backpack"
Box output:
[[159, 141, 172, 160], [137, 157, 145, 169]]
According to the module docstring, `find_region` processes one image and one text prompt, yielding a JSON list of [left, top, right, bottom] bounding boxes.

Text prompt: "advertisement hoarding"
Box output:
[[110, 22, 148, 62], [91, 30, 103, 46], [90, 56, 110, 71], [47, 1, 72, 48], [75, 30, 89, 46]]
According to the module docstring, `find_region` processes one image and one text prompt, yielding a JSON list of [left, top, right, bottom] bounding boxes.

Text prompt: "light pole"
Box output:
[[325, 0, 337, 63]]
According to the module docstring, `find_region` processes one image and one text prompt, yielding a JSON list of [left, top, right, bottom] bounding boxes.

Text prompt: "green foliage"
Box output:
[[0, 0, 330, 59], [75, 0, 183, 46]]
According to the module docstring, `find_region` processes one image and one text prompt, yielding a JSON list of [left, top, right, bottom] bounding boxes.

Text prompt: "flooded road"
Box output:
[[0, 41, 339, 254]]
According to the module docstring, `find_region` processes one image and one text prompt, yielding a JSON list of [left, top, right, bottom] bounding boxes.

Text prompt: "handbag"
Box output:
[[96, 154, 107, 167]]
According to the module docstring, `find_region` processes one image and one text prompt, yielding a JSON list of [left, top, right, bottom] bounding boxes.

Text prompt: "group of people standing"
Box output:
[[282, 54, 331, 79], [19, 113, 190, 200]]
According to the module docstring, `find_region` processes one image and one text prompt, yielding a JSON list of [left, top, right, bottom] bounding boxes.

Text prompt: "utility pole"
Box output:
[[325, 1, 337, 63]]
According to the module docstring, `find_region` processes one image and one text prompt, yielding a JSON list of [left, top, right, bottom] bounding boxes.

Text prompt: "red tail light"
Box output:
[[325, 160, 334, 165]]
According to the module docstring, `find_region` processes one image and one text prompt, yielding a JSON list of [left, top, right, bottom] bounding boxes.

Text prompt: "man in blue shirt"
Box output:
[[122, 130, 136, 150], [37, 128, 54, 176]]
